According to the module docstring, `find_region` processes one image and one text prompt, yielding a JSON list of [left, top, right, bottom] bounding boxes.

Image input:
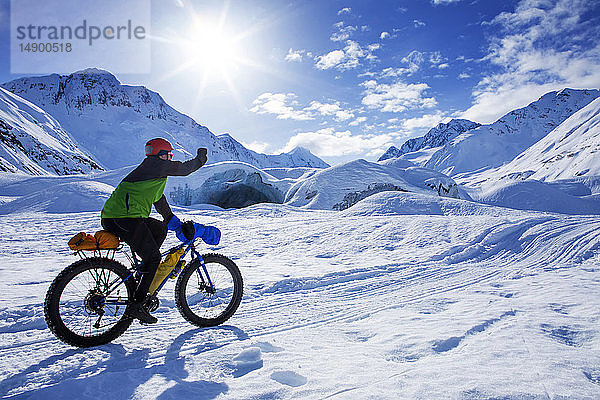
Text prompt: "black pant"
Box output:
[[102, 217, 167, 302]]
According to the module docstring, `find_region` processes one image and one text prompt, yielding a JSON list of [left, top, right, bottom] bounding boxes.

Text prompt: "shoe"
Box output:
[[126, 301, 158, 324]]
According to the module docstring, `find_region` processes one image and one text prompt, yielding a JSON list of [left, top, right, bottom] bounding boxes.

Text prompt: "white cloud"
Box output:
[[315, 50, 346, 70], [282, 128, 394, 157], [413, 19, 426, 28], [431, 0, 462, 4], [377, 50, 424, 78], [249, 93, 314, 120], [361, 80, 437, 113], [330, 22, 357, 42], [462, 0, 600, 123], [305, 101, 341, 115], [338, 7, 351, 15], [380, 31, 390, 39], [239, 140, 270, 154], [315, 40, 379, 71], [458, 72, 470, 79], [304, 101, 355, 121], [285, 48, 305, 62], [349, 116, 367, 126], [335, 110, 355, 121], [438, 63, 450, 69], [251, 95, 355, 123], [402, 112, 445, 130], [429, 51, 448, 67]]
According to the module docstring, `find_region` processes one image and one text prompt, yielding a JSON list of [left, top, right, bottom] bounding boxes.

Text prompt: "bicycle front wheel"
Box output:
[[44, 257, 136, 348], [175, 253, 243, 327]]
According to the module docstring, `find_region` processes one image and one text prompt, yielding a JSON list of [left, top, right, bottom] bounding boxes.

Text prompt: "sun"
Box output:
[[180, 17, 242, 77]]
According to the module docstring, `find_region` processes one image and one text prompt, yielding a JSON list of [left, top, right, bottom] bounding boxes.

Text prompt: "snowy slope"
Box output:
[[475, 179, 600, 215], [1, 69, 328, 170], [1, 201, 600, 398], [0, 87, 102, 175], [393, 89, 600, 177], [463, 97, 600, 187]]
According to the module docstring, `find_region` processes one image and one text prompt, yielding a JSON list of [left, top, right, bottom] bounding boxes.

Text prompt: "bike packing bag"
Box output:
[[94, 230, 121, 249], [67, 231, 121, 250], [68, 232, 97, 250]]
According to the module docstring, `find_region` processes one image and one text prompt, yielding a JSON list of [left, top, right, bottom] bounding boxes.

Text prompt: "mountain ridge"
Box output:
[[1, 68, 328, 171], [380, 88, 600, 177]]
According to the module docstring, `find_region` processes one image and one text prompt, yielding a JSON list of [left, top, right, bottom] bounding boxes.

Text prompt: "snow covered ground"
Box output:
[[1, 192, 600, 399]]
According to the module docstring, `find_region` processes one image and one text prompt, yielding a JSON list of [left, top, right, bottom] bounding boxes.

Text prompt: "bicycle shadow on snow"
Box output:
[[0, 325, 249, 399]]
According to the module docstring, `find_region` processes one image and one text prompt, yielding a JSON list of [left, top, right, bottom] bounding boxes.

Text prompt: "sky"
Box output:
[[0, 0, 599, 165]]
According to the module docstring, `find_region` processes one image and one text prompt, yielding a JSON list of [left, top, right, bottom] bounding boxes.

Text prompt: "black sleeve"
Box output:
[[123, 156, 206, 183], [154, 195, 174, 222], [165, 157, 205, 176]]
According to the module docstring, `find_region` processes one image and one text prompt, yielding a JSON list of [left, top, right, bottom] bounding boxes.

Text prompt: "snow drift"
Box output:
[[285, 158, 470, 210]]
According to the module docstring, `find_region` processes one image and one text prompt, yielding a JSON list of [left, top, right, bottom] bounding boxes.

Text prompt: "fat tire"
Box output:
[[44, 257, 136, 348], [175, 253, 243, 327]]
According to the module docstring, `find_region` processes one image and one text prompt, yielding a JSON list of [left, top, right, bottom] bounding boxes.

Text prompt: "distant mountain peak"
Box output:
[[395, 87, 600, 177], [378, 118, 481, 161]]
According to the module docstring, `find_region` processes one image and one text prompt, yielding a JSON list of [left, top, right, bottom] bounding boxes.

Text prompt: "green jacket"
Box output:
[[101, 155, 204, 219]]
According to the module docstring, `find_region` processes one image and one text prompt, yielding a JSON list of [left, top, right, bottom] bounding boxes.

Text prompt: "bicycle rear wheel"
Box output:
[[44, 257, 136, 348], [175, 253, 243, 327]]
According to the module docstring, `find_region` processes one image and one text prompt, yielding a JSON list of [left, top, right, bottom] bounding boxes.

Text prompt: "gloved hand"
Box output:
[[167, 215, 188, 243], [181, 220, 195, 241], [176, 220, 221, 245], [196, 148, 207, 166]]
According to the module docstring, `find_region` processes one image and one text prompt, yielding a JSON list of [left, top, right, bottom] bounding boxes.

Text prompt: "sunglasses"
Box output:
[[158, 150, 173, 160]]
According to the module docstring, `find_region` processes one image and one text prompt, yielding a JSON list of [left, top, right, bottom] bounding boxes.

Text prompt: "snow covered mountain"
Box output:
[[0, 87, 102, 175], [496, 97, 600, 181], [386, 89, 600, 176], [378, 119, 481, 162], [1, 68, 328, 170], [215, 134, 329, 168], [464, 96, 600, 186]]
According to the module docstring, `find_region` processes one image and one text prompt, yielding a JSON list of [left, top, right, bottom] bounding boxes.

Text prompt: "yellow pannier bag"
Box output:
[[68, 231, 121, 251], [149, 247, 186, 294]]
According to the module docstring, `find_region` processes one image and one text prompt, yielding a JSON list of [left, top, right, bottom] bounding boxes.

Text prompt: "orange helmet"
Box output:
[[145, 138, 173, 156]]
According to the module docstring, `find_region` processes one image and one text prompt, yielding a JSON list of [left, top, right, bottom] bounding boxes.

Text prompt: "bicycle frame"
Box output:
[[101, 238, 216, 307]]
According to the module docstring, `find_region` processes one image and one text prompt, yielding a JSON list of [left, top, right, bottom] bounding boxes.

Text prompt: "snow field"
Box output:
[[1, 197, 600, 398]]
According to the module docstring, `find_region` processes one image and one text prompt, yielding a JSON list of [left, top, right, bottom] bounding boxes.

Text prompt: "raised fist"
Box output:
[[196, 148, 207, 165]]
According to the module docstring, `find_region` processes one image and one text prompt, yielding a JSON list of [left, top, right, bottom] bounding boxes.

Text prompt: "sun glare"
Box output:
[[183, 18, 240, 75]]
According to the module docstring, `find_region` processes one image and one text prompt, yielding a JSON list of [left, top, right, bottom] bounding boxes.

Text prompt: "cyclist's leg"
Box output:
[[145, 217, 168, 249], [101, 218, 161, 302]]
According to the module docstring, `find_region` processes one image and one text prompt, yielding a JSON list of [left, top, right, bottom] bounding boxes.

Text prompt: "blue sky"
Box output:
[[1, 0, 599, 165]]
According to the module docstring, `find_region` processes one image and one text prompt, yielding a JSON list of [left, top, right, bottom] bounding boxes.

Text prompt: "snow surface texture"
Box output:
[[0, 87, 102, 175], [1, 69, 329, 170], [1, 198, 600, 398]]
